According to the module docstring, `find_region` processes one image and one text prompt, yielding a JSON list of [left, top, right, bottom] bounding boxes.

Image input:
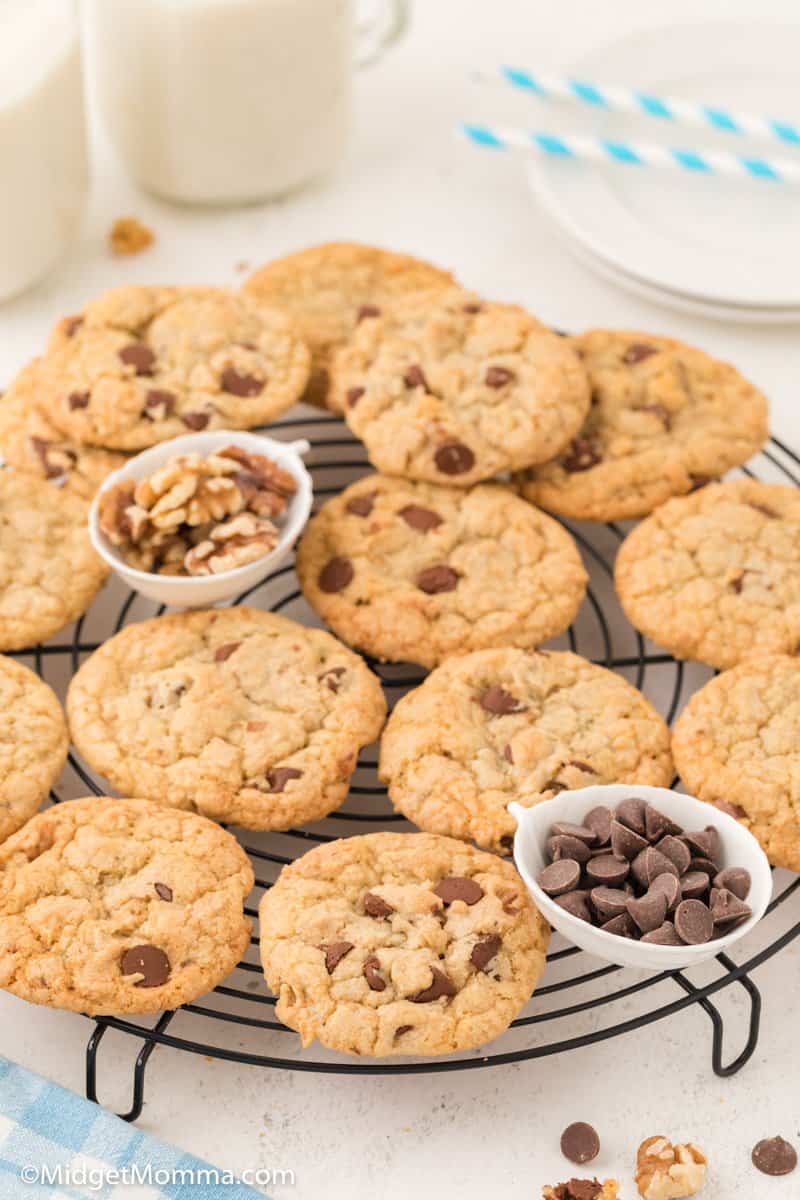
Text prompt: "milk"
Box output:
[[85, 0, 355, 206], [0, 0, 88, 301]]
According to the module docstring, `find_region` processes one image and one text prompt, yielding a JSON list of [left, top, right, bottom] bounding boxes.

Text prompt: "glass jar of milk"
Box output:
[[0, 0, 88, 302], [84, 0, 407, 206]]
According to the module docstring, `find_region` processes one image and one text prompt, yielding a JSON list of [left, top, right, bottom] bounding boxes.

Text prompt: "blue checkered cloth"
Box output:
[[0, 1057, 269, 1198]]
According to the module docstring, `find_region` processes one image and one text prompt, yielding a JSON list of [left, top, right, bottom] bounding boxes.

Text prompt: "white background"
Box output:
[[1, 2, 799, 1197]]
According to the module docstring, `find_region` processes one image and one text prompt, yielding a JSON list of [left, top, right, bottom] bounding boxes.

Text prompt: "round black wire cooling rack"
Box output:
[[12, 413, 800, 1122]]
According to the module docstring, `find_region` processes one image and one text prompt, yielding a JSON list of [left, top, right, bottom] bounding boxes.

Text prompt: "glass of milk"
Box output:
[[0, 0, 89, 302], [84, 0, 409, 206]]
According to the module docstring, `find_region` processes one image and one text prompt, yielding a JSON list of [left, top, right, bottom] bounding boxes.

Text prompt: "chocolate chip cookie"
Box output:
[[0, 470, 108, 651], [379, 649, 673, 853], [672, 654, 800, 871], [258, 831, 549, 1055], [333, 289, 590, 486], [37, 286, 310, 450], [0, 656, 68, 843], [0, 361, 126, 499], [295, 474, 587, 667], [615, 479, 800, 669], [519, 330, 768, 521], [0, 796, 253, 1014], [67, 608, 386, 829], [243, 242, 455, 410]]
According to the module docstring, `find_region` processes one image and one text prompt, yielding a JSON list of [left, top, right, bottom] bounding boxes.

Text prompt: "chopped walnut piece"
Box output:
[[635, 1137, 707, 1200], [109, 216, 155, 256], [98, 444, 296, 576]]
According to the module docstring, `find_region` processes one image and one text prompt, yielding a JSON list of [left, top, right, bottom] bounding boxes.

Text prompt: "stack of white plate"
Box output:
[[527, 22, 800, 323]]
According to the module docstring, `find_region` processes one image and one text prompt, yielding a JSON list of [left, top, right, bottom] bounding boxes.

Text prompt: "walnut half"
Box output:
[[636, 1136, 707, 1200]]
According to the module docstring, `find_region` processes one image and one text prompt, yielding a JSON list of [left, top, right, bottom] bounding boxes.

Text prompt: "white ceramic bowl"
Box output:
[[510, 783, 772, 971], [89, 430, 313, 607]]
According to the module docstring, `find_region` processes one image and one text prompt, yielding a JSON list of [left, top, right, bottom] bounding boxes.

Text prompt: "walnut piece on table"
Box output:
[[98, 444, 296, 576], [636, 1136, 707, 1199]]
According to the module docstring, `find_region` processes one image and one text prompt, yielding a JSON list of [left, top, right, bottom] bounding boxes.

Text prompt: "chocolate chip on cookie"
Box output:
[[121, 944, 171, 987]]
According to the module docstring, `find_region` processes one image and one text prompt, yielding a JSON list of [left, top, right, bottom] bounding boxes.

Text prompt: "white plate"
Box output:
[[527, 20, 800, 309]]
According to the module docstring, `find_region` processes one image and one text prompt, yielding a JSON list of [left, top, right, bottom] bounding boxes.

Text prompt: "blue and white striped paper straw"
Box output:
[[462, 122, 800, 184], [477, 67, 800, 148]]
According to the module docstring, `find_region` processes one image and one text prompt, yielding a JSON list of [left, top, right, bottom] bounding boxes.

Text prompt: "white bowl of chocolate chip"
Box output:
[[510, 784, 772, 970], [89, 429, 313, 606]]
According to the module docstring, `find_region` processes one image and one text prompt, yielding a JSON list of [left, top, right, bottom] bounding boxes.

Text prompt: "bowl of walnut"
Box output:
[[90, 430, 313, 606]]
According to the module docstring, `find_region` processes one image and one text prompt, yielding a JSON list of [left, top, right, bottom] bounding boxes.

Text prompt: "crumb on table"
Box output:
[[109, 217, 155, 256]]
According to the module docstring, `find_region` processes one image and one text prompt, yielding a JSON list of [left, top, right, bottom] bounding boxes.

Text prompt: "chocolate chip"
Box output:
[[346, 492, 376, 517], [346, 386, 365, 407], [600, 912, 636, 938], [683, 826, 720, 863], [503, 744, 514, 763], [323, 941, 354, 973], [403, 364, 429, 389], [689, 474, 712, 491], [589, 886, 630, 920], [434, 442, 475, 475], [748, 501, 779, 518], [551, 822, 598, 845], [214, 642, 240, 662], [119, 342, 156, 375], [674, 898, 714, 944], [363, 892, 394, 918], [655, 834, 691, 876], [395, 1024, 413, 1038], [544, 780, 567, 794], [463, 302, 482, 313], [265, 766, 302, 793], [68, 391, 90, 410], [752, 1136, 798, 1176], [616, 797, 647, 835], [641, 921, 683, 945], [688, 856, 717, 879], [182, 410, 210, 430], [356, 304, 381, 321], [585, 855, 629, 887], [627, 888, 669, 933], [154, 883, 173, 902], [649, 872, 681, 913], [560, 1122, 600, 1165], [470, 933, 501, 971], [709, 887, 752, 930], [622, 342, 657, 364], [554, 890, 592, 922], [485, 366, 515, 388], [479, 685, 525, 716], [637, 403, 672, 429], [319, 556, 354, 592], [64, 314, 84, 337], [399, 504, 443, 532], [644, 804, 682, 843], [632, 847, 679, 889], [434, 876, 484, 905], [550, 1179, 603, 1200], [537, 859, 581, 896], [680, 870, 710, 900], [713, 867, 750, 900], [416, 565, 459, 594], [30, 438, 75, 479], [562, 436, 601, 472], [548, 835, 591, 865], [145, 388, 175, 417], [566, 760, 597, 776], [411, 966, 457, 1003], [120, 944, 171, 987], [713, 799, 747, 819], [363, 954, 386, 991], [221, 367, 264, 396], [610, 820, 648, 861], [320, 666, 346, 692], [584, 806, 613, 845]]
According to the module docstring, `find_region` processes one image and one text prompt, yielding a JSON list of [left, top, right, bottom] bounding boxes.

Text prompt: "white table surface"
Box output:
[[2, 2, 800, 1197]]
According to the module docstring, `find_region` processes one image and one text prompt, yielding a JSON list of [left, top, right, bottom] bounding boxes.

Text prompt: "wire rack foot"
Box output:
[[86, 1013, 175, 1122], [672, 956, 762, 1076]]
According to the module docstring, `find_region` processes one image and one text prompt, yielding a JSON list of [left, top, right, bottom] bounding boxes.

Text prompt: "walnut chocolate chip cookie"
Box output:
[[379, 649, 673, 853], [37, 285, 310, 450], [0, 471, 108, 651], [295, 474, 587, 667], [0, 656, 68, 843], [615, 479, 800, 669], [519, 330, 768, 521], [332, 289, 590, 487], [258, 831, 549, 1056], [243, 241, 455, 410], [0, 796, 253, 1015], [0, 361, 126, 499], [67, 608, 386, 829], [672, 654, 800, 871]]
